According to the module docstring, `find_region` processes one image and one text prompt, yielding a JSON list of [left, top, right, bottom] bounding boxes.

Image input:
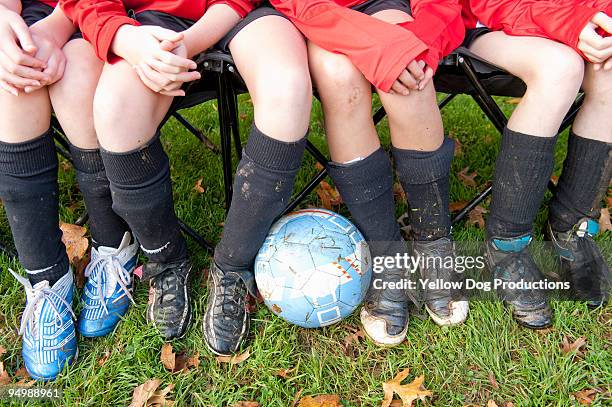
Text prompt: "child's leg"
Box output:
[[93, 57, 189, 339], [469, 33, 585, 327], [49, 38, 130, 249], [548, 64, 612, 306], [205, 13, 312, 356]]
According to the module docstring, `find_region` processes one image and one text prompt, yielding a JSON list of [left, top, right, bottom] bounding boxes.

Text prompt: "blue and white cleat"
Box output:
[[78, 232, 139, 337], [10, 269, 77, 381]]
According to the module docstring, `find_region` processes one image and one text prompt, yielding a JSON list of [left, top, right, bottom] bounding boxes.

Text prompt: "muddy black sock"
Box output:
[[486, 127, 557, 238], [0, 129, 69, 285], [549, 132, 612, 232], [214, 125, 306, 273], [327, 147, 406, 258], [392, 138, 454, 241], [70, 145, 130, 248], [100, 135, 187, 263]]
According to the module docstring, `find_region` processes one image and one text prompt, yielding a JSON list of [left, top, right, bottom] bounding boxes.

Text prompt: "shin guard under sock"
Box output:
[[70, 145, 129, 248], [214, 125, 306, 273], [549, 132, 612, 232], [100, 135, 187, 263], [392, 138, 454, 241], [0, 129, 69, 285]]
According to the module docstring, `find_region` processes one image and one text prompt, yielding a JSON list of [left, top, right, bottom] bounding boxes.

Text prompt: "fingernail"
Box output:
[[403, 91, 410, 96]]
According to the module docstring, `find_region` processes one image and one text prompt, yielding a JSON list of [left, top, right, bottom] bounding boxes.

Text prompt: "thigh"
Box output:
[[93, 60, 174, 152], [228, 14, 312, 140], [49, 38, 103, 149]]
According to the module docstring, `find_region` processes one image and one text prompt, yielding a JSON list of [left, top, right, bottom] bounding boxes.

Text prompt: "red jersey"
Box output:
[[270, 0, 464, 92], [59, 0, 258, 62], [461, 0, 612, 57]]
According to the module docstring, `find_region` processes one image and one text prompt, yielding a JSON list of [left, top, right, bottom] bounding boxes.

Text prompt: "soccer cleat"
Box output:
[[141, 259, 192, 340], [203, 263, 252, 356], [485, 235, 552, 329], [10, 269, 77, 381], [78, 232, 139, 337], [549, 219, 611, 308], [360, 264, 410, 347], [413, 237, 469, 326]]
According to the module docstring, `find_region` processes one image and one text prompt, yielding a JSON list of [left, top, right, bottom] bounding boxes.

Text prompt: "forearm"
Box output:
[[29, 6, 77, 48], [0, 0, 21, 13], [182, 4, 241, 57]]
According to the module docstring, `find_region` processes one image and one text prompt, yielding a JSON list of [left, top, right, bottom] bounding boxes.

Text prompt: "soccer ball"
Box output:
[[254, 208, 372, 328]]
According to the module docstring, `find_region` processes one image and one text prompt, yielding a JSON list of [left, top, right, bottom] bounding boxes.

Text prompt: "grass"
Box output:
[[0, 94, 610, 407]]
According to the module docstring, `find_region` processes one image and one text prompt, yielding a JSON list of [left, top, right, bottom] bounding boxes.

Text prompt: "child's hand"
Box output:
[[0, 8, 48, 95], [134, 38, 201, 97], [578, 12, 612, 70], [22, 33, 66, 92], [390, 60, 433, 95]]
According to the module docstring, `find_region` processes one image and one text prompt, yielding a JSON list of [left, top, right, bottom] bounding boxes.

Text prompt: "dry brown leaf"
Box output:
[[216, 349, 250, 365], [14, 378, 35, 387], [161, 343, 176, 371], [0, 361, 10, 385], [186, 352, 200, 370], [316, 181, 342, 210], [487, 372, 499, 390], [393, 183, 406, 201], [467, 206, 487, 229], [273, 368, 295, 379], [129, 379, 162, 407], [59, 222, 89, 263], [382, 369, 432, 407], [98, 350, 111, 367], [13, 367, 29, 379], [449, 201, 468, 213], [572, 389, 597, 405], [487, 401, 499, 407], [561, 336, 587, 355], [0, 346, 6, 356], [343, 325, 366, 356], [315, 162, 325, 172], [193, 178, 205, 194], [506, 97, 522, 105], [599, 208, 612, 232], [458, 167, 478, 188], [233, 402, 260, 407], [504, 402, 515, 407], [607, 196, 612, 208], [147, 383, 175, 407], [292, 389, 304, 407], [298, 394, 342, 407], [550, 175, 559, 185]]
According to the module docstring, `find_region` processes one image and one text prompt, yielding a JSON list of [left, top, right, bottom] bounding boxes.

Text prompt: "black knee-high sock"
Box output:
[[0, 129, 69, 286], [327, 147, 406, 258], [70, 145, 130, 248], [214, 126, 306, 274], [549, 132, 612, 232], [100, 135, 187, 263], [392, 138, 454, 241], [486, 127, 557, 239]]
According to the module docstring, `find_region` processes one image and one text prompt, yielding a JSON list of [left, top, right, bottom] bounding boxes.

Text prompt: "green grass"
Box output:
[[0, 94, 610, 406]]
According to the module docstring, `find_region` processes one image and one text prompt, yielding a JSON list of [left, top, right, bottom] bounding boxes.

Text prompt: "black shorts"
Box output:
[[351, 0, 411, 15], [21, 0, 82, 41], [463, 27, 492, 48]]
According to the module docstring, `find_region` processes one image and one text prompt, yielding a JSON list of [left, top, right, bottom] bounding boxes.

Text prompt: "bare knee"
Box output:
[[252, 64, 312, 116], [524, 47, 584, 96], [582, 64, 612, 101], [309, 51, 371, 115]]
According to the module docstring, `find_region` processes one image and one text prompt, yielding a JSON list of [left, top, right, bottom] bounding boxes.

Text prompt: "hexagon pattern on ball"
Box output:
[[255, 208, 372, 328]]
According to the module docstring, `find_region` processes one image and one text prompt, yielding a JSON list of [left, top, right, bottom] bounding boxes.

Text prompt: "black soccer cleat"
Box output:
[[413, 237, 469, 326], [202, 263, 252, 356], [141, 259, 192, 340], [486, 236, 553, 329], [549, 219, 611, 308], [360, 262, 411, 347]]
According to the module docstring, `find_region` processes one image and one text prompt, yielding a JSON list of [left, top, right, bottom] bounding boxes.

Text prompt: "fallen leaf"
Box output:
[[535, 327, 555, 335], [315, 163, 325, 171], [561, 336, 587, 355], [607, 196, 612, 208], [186, 352, 200, 370], [393, 183, 406, 201], [504, 402, 515, 407], [292, 389, 304, 407], [129, 379, 175, 407], [233, 402, 259, 407], [216, 350, 250, 365], [0, 346, 6, 356], [273, 368, 295, 379], [343, 325, 366, 356], [271, 304, 282, 314], [467, 206, 487, 229], [572, 389, 597, 405], [382, 369, 432, 407], [59, 222, 89, 263], [449, 201, 468, 213], [599, 208, 612, 232], [193, 178, 205, 194], [0, 361, 10, 385], [550, 175, 559, 185], [98, 350, 111, 367], [161, 343, 176, 371], [13, 367, 29, 379], [487, 401, 499, 407], [73, 251, 90, 289], [14, 378, 35, 387], [458, 167, 478, 188], [298, 394, 342, 407], [488, 372, 499, 390], [506, 97, 522, 105], [316, 181, 342, 210]]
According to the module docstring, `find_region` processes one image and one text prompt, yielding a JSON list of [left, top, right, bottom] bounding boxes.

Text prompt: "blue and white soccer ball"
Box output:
[[254, 208, 372, 328]]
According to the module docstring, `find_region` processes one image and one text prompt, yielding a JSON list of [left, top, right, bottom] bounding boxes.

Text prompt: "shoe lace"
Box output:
[[219, 273, 246, 316], [84, 254, 134, 315], [9, 269, 76, 338]]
